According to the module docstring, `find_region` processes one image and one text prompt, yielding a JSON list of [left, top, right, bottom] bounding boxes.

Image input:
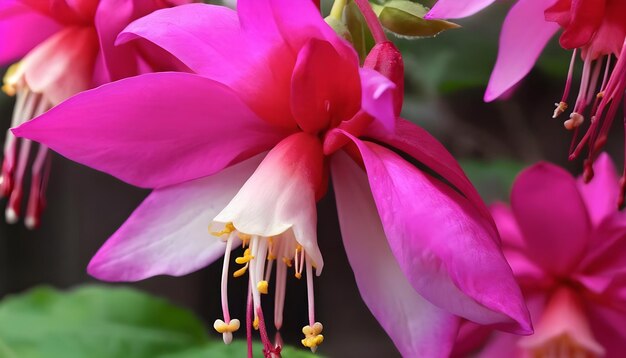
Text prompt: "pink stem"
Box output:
[[353, 0, 387, 44]]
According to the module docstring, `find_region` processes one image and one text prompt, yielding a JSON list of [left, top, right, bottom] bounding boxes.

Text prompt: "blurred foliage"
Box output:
[[0, 285, 318, 358], [460, 160, 525, 204]]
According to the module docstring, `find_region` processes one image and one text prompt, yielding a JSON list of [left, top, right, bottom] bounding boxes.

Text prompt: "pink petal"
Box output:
[[425, 0, 496, 19], [366, 118, 495, 232], [340, 131, 532, 334], [511, 162, 591, 275], [94, 0, 154, 81], [579, 215, 626, 280], [490, 202, 524, 249], [20, 26, 99, 105], [88, 154, 263, 282], [484, 0, 559, 102], [13, 72, 287, 189], [577, 152, 621, 226], [519, 288, 604, 356], [290, 38, 360, 134], [331, 151, 460, 357], [586, 303, 626, 357], [238, 0, 352, 59], [118, 3, 297, 129], [214, 133, 325, 272], [0, 2, 60, 64], [359, 68, 396, 133]]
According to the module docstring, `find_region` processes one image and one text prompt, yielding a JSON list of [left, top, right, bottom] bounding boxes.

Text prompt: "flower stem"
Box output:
[[352, 0, 387, 44], [330, 0, 347, 20]]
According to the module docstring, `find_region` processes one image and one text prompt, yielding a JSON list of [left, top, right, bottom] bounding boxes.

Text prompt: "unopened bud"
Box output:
[[364, 41, 404, 116]]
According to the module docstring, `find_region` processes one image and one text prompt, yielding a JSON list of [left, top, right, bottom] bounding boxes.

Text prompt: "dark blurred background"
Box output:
[[0, 1, 623, 357]]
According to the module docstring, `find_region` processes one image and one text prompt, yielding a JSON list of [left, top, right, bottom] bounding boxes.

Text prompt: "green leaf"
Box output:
[[460, 160, 526, 203], [162, 341, 322, 358], [376, 0, 459, 38], [0, 285, 208, 358], [345, 1, 376, 62]]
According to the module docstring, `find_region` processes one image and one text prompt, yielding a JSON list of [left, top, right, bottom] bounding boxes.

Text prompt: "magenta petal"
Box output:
[[118, 3, 297, 128], [117, 3, 242, 79], [490, 202, 524, 249], [331, 152, 460, 357], [290, 38, 360, 134], [0, 2, 60, 64], [425, 0, 496, 19], [94, 0, 155, 81], [13, 72, 287, 189], [366, 118, 495, 230], [577, 153, 621, 225], [341, 132, 531, 334], [359, 68, 396, 133], [484, 0, 559, 102], [238, 0, 352, 59], [511, 163, 591, 275], [88, 155, 262, 282]]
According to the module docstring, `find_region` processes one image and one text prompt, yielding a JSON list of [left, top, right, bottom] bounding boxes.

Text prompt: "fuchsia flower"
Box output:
[[427, 0, 626, 206], [0, 0, 191, 228], [454, 153, 626, 357], [13, 1, 531, 356]]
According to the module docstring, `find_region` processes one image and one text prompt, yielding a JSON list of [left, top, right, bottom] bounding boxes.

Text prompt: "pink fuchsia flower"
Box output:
[[454, 153, 626, 357], [13, 1, 531, 356], [0, 0, 192, 228], [427, 0, 626, 206]]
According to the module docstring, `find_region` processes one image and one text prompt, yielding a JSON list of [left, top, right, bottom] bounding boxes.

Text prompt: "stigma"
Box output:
[[209, 222, 324, 356]]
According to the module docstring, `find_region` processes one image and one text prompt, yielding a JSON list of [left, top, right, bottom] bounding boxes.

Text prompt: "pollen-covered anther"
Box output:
[[301, 322, 324, 352], [233, 248, 254, 277], [213, 318, 240, 344], [2, 62, 23, 96], [564, 112, 584, 130], [210, 222, 236, 241], [253, 315, 260, 330], [553, 101, 568, 118], [257, 280, 269, 294]]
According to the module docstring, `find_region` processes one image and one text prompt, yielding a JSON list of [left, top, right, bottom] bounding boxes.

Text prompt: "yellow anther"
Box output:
[[597, 91, 605, 98], [301, 322, 324, 352], [2, 62, 22, 96], [296, 245, 303, 253], [282, 258, 292, 267], [267, 253, 276, 261], [295, 272, 302, 280], [210, 222, 236, 237], [213, 318, 241, 333], [253, 315, 259, 330], [233, 264, 248, 278], [552, 101, 568, 118], [213, 318, 240, 345], [235, 248, 254, 264], [257, 280, 269, 294]]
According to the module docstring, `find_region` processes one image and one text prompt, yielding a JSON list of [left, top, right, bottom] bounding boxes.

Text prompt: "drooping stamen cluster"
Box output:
[[210, 222, 323, 357], [553, 40, 626, 207], [1, 63, 52, 229]]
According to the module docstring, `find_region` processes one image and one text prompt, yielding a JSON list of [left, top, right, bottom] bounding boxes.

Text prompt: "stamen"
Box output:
[[554, 49, 578, 118], [6, 95, 48, 224], [214, 233, 240, 344], [210, 222, 236, 238], [274, 261, 287, 330], [257, 280, 269, 294], [301, 256, 324, 352]]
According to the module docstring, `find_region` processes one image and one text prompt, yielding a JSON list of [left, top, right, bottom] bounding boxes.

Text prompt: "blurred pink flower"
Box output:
[[454, 153, 626, 357], [427, 0, 626, 204], [13, 1, 531, 356], [0, 0, 191, 228]]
